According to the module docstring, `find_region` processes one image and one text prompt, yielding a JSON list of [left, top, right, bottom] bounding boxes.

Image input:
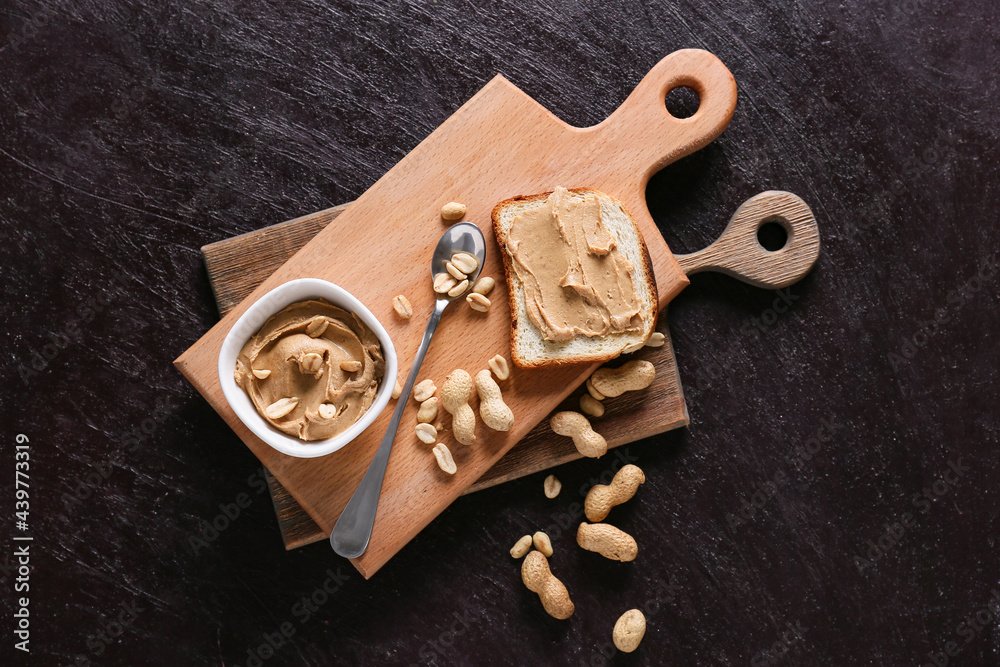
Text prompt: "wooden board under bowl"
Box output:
[[176, 49, 737, 577], [202, 203, 688, 550]]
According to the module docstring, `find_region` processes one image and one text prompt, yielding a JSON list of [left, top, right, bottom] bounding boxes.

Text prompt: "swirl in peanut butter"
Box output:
[[507, 187, 644, 342], [234, 299, 384, 441]]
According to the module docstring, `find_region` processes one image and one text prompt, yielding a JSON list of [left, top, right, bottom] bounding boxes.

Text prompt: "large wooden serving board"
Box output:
[[176, 49, 738, 577], [203, 203, 689, 550]]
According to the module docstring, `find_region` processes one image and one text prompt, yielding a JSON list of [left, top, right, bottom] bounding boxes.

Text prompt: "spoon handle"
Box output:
[[330, 298, 449, 559]]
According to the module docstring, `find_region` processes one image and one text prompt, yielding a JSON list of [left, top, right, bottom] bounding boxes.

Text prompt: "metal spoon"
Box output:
[[330, 222, 487, 559]]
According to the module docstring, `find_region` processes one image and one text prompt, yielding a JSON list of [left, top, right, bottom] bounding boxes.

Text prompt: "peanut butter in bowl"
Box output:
[[234, 299, 384, 441]]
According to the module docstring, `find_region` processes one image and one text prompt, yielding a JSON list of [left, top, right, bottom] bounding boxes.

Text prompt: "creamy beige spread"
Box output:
[[506, 187, 644, 342], [234, 299, 384, 441]]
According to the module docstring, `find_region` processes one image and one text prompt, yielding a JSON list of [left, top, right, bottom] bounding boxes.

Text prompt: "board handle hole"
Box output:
[[757, 217, 790, 251], [664, 86, 700, 119]]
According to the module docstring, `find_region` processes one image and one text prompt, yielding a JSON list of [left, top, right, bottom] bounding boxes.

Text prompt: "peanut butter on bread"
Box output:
[[506, 187, 645, 342]]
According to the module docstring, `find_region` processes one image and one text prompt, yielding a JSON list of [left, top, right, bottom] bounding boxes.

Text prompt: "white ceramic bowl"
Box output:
[[218, 278, 397, 459]]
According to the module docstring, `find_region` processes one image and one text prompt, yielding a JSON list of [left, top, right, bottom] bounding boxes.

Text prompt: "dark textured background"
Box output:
[[2, 1, 999, 665]]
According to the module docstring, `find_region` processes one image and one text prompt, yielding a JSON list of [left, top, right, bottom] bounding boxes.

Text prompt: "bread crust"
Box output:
[[491, 188, 659, 369]]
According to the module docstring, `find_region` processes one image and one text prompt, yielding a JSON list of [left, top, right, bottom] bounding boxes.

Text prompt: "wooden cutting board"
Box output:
[[201, 187, 818, 551], [176, 49, 744, 578], [202, 203, 689, 550], [200, 191, 817, 553]]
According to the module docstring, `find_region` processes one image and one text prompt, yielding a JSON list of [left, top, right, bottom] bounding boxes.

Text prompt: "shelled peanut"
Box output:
[[432, 443, 456, 474], [440, 201, 466, 221], [613, 609, 646, 652], [532, 531, 553, 557], [510, 535, 533, 559]]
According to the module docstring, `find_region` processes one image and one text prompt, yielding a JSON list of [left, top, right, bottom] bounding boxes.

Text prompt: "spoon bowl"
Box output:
[[432, 222, 486, 294]]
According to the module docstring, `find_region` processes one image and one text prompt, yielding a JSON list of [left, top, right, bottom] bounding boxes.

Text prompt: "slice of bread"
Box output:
[[492, 187, 658, 368]]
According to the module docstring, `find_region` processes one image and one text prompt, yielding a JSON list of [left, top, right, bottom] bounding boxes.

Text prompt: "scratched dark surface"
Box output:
[[2, 1, 999, 665]]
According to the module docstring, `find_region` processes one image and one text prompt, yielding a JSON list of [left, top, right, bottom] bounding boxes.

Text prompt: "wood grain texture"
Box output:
[[176, 49, 737, 577], [676, 190, 820, 288], [204, 203, 352, 315], [5, 1, 999, 664], [204, 205, 688, 550]]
